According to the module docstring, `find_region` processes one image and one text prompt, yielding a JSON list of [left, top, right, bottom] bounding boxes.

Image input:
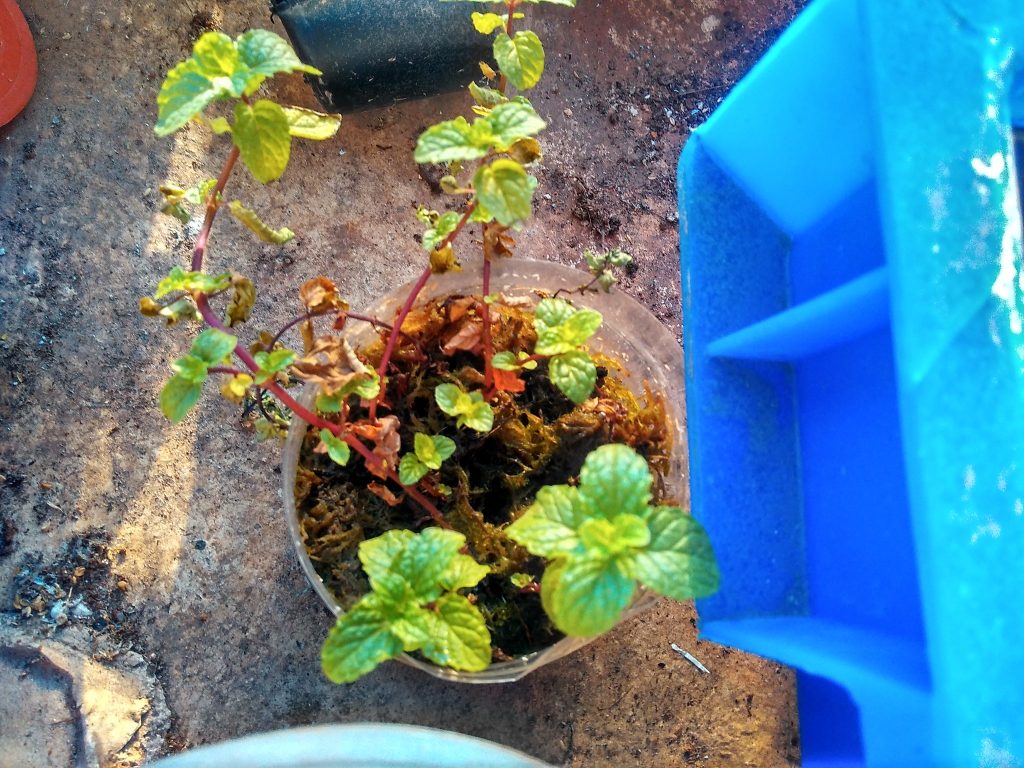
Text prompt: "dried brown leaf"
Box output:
[[442, 320, 484, 356], [367, 482, 403, 507], [300, 276, 348, 313]]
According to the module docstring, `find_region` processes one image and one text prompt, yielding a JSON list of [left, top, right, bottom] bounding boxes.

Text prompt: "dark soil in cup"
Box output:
[[293, 293, 674, 660]]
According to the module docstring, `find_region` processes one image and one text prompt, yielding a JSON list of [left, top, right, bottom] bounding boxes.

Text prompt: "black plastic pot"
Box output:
[[271, 0, 492, 112]]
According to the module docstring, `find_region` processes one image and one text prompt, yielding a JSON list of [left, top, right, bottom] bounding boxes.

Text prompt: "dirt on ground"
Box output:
[[0, 0, 805, 765]]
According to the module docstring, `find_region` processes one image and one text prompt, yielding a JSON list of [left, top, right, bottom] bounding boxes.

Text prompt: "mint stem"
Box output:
[[192, 145, 240, 272], [369, 202, 478, 422]]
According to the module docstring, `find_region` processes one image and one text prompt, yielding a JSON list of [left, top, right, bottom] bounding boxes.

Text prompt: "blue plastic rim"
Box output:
[[678, 0, 1024, 765]]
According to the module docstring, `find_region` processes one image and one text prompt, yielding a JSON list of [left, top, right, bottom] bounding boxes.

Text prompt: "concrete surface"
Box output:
[[0, 0, 804, 765]]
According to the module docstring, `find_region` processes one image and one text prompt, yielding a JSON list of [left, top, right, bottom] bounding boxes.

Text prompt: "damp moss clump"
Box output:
[[295, 293, 675, 659]]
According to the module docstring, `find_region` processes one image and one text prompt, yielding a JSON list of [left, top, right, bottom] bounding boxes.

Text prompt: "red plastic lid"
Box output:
[[0, 0, 37, 127]]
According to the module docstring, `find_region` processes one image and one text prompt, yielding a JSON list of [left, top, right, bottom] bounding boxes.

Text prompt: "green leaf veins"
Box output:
[[322, 528, 491, 683], [507, 444, 719, 636]]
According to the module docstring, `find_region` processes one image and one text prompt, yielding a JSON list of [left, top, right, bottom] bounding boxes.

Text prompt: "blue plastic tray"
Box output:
[[678, 0, 1024, 764]]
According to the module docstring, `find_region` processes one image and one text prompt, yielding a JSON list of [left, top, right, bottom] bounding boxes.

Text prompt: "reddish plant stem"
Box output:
[[270, 309, 400, 354], [481, 254, 495, 391], [192, 145, 240, 272], [270, 309, 333, 349], [369, 202, 478, 420], [347, 311, 394, 332]]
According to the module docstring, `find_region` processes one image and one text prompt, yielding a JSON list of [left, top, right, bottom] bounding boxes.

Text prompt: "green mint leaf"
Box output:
[[321, 595, 402, 683], [561, 308, 602, 344], [435, 383, 466, 416], [232, 99, 292, 184], [471, 11, 505, 34], [435, 385, 493, 431], [468, 81, 507, 108], [549, 350, 597, 404], [390, 604, 437, 651], [253, 348, 296, 384], [184, 178, 219, 205], [534, 303, 602, 356], [359, 529, 416, 601], [282, 106, 342, 140], [541, 556, 634, 637], [469, 199, 495, 223], [623, 506, 720, 600], [439, 555, 489, 592], [154, 32, 239, 137], [493, 31, 544, 91], [578, 443, 652, 520], [422, 211, 461, 253], [491, 351, 519, 371], [473, 159, 535, 227], [413, 433, 439, 467], [236, 29, 321, 93], [398, 528, 467, 603], [359, 528, 467, 605], [486, 101, 546, 149], [398, 453, 429, 486], [160, 374, 204, 424], [170, 354, 209, 384], [191, 328, 237, 364], [519, 352, 539, 370], [155, 266, 231, 298], [460, 397, 494, 432], [315, 392, 344, 413], [578, 514, 650, 555], [534, 297, 576, 334], [510, 573, 533, 589], [421, 594, 491, 671], [432, 435, 457, 463], [318, 429, 351, 467], [415, 117, 489, 164], [342, 370, 381, 400], [413, 432, 456, 469], [227, 200, 295, 244], [506, 485, 583, 557], [206, 116, 232, 134]]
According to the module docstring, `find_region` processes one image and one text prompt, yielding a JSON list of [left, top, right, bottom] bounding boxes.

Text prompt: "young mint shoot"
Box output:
[[160, 328, 237, 423], [584, 247, 633, 292], [507, 444, 719, 637], [532, 297, 602, 404], [399, 433, 457, 485], [317, 429, 351, 467], [253, 348, 297, 385], [321, 528, 491, 683], [435, 384, 494, 432], [154, 29, 340, 218]]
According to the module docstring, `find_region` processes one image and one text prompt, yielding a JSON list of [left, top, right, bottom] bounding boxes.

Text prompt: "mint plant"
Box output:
[[507, 444, 720, 636], [435, 384, 495, 432], [321, 528, 491, 683], [398, 433, 457, 485], [145, 2, 719, 685]]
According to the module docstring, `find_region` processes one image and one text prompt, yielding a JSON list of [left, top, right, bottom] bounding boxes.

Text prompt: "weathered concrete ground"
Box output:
[[0, 0, 805, 765]]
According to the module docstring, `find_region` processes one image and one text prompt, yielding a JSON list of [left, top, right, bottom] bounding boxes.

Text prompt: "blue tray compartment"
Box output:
[[678, 0, 1024, 764]]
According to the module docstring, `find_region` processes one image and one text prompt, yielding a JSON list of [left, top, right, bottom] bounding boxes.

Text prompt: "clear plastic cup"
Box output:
[[282, 257, 686, 683]]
